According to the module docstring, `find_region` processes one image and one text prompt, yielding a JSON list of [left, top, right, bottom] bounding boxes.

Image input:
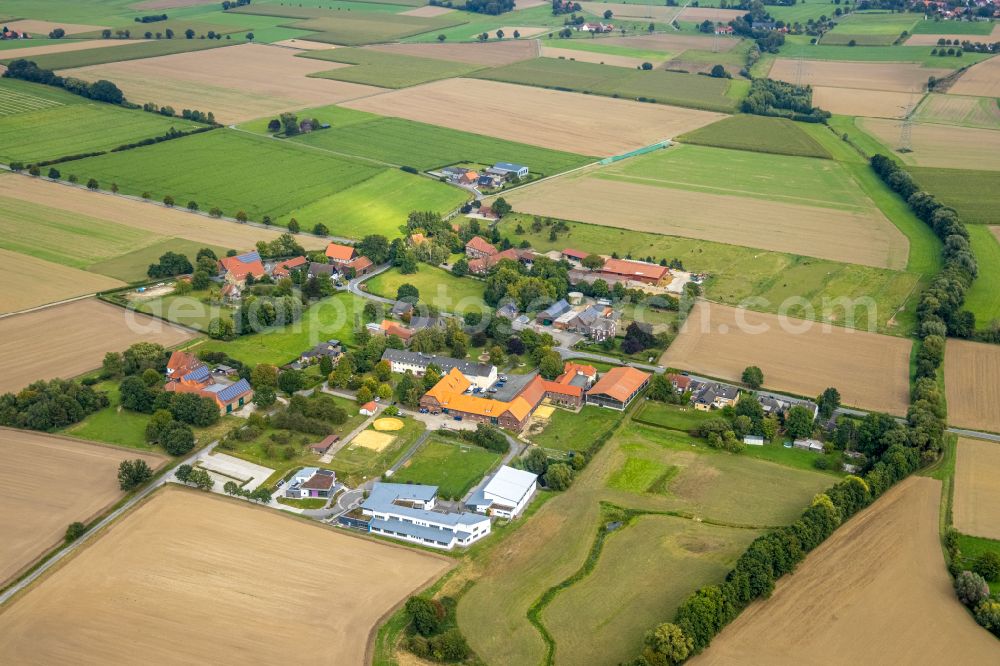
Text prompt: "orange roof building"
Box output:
[[325, 242, 356, 263], [420, 368, 546, 432], [219, 251, 266, 285], [347, 255, 373, 275], [465, 235, 498, 259], [163, 350, 254, 414], [380, 319, 413, 342], [586, 367, 651, 410], [598, 258, 668, 285]]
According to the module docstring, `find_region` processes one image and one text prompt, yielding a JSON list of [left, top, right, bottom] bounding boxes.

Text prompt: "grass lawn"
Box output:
[[529, 405, 623, 452], [364, 265, 486, 313], [678, 114, 831, 159], [618, 301, 678, 329], [956, 533, 1000, 595], [908, 166, 1000, 226], [473, 57, 739, 112], [196, 291, 364, 365], [240, 103, 594, 174], [633, 401, 714, 432], [4, 38, 233, 70], [822, 12, 919, 45], [963, 225, 1000, 329], [329, 417, 426, 486], [392, 437, 501, 499], [302, 47, 484, 88], [276, 496, 330, 509]]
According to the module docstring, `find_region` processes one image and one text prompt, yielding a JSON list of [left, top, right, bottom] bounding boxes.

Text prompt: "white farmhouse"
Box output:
[[381, 349, 497, 390], [467, 465, 537, 519], [360, 482, 491, 550]]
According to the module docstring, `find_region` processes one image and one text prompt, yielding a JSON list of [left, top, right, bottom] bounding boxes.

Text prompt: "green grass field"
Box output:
[[329, 417, 426, 486], [227, 2, 422, 19], [364, 265, 486, 312], [472, 57, 740, 112], [821, 11, 920, 46], [134, 288, 233, 331], [775, 42, 993, 67], [241, 104, 594, 174], [529, 405, 623, 453], [404, 5, 564, 43], [678, 114, 831, 158], [287, 13, 467, 45], [543, 38, 674, 61], [4, 38, 233, 70], [911, 19, 997, 34], [633, 401, 714, 432], [908, 166, 1000, 225], [392, 437, 501, 499], [90, 238, 228, 283], [964, 225, 1000, 328], [0, 79, 201, 164], [302, 47, 483, 87], [72, 20, 248, 39]]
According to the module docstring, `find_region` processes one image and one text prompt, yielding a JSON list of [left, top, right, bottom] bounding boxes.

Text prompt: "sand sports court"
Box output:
[[0, 298, 195, 393], [660, 302, 912, 415], [859, 117, 1000, 170], [954, 437, 1000, 540], [353, 430, 396, 451], [373, 418, 405, 432], [692, 477, 1000, 664], [0, 429, 165, 587], [343, 78, 724, 155], [59, 43, 384, 123], [945, 339, 1000, 433], [0, 488, 452, 664]]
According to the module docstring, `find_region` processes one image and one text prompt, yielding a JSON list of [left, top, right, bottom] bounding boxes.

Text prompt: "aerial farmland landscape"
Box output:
[[0, 0, 998, 664]]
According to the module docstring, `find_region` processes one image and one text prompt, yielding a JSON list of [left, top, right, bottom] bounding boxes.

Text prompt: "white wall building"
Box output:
[[361, 482, 491, 550], [382, 349, 497, 390], [467, 465, 537, 519]]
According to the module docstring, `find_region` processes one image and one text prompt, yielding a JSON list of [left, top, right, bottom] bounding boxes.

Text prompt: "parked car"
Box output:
[[454, 415, 463, 421], [419, 408, 429, 413], [499, 375, 508, 381]]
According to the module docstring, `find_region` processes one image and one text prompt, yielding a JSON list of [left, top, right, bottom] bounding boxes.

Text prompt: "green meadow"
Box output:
[[964, 225, 1000, 329], [822, 11, 920, 46], [392, 437, 501, 499], [365, 264, 486, 312], [287, 13, 467, 45], [775, 42, 993, 67], [909, 166, 1000, 225], [3, 38, 233, 70], [678, 115, 831, 158]]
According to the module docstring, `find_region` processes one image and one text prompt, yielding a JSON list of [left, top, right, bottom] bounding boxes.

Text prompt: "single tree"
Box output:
[[86, 178, 99, 190], [544, 463, 574, 490], [437, 34, 446, 42], [785, 405, 814, 440], [741, 365, 764, 390], [118, 459, 153, 491], [65, 521, 87, 542]]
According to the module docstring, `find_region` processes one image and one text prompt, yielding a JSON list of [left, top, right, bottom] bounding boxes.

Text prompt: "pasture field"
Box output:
[[342, 78, 725, 155], [678, 115, 830, 158], [768, 58, 952, 92], [906, 24, 1000, 45], [911, 20, 998, 35], [777, 41, 994, 67], [949, 53, 1000, 97], [908, 166, 1000, 224], [287, 13, 467, 45], [8, 38, 231, 70], [541, 39, 673, 63], [945, 339, 1000, 433], [63, 381, 173, 451], [661, 302, 913, 414], [0, 298, 195, 393], [366, 39, 539, 65], [472, 57, 739, 112], [391, 437, 501, 499], [0, 488, 452, 663], [859, 117, 1000, 170], [0, 249, 124, 314], [504, 146, 910, 270], [811, 86, 924, 119], [0, 79, 201, 164], [913, 93, 1000, 130], [528, 404, 622, 452], [61, 43, 382, 124], [302, 46, 482, 87], [499, 215, 922, 334], [963, 225, 1000, 327], [954, 438, 1000, 540], [0, 175, 328, 253], [364, 265, 486, 312], [692, 477, 1000, 665], [584, 32, 740, 55], [821, 11, 919, 46], [87, 238, 227, 283], [0, 429, 165, 588], [242, 103, 593, 174], [131, 287, 232, 332]]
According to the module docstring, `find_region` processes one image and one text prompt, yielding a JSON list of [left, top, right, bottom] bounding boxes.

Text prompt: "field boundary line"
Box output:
[[223, 125, 398, 168], [0, 292, 96, 319]]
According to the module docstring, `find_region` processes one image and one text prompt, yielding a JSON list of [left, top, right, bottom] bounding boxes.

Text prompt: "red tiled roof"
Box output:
[[347, 256, 373, 272], [588, 367, 651, 403], [167, 350, 201, 376], [563, 248, 589, 260], [219, 255, 265, 280], [381, 320, 413, 340], [272, 255, 307, 277], [362, 401, 377, 411], [466, 235, 498, 256], [599, 258, 668, 281], [326, 243, 356, 262]]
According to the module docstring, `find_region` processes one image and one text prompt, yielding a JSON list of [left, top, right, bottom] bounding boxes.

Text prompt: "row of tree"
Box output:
[[4, 59, 124, 104]]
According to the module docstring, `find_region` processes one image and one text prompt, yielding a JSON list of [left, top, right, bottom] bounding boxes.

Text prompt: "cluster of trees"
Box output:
[[729, 14, 785, 52], [947, 533, 1000, 639], [551, 0, 583, 15], [271, 393, 349, 436], [621, 322, 662, 355], [231, 293, 303, 335], [175, 464, 213, 489], [740, 78, 829, 122], [48, 28, 66, 39], [5, 59, 125, 104], [929, 46, 965, 57], [147, 250, 194, 278], [267, 112, 322, 136], [523, 447, 582, 491], [0, 379, 108, 431], [118, 459, 153, 491], [465, 0, 515, 14], [223, 479, 273, 502], [403, 596, 470, 663], [135, 13, 168, 23], [458, 423, 508, 454], [221, 0, 252, 9], [256, 232, 305, 259]]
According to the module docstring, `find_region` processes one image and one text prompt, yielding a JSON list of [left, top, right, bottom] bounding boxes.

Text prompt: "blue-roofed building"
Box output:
[[536, 299, 570, 326], [360, 482, 491, 550], [182, 365, 211, 383], [164, 350, 254, 414], [489, 162, 529, 179]]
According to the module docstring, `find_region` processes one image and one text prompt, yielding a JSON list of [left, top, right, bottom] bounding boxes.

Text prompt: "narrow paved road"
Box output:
[[947, 428, 1000, 443], [347, 263, 394, 304]]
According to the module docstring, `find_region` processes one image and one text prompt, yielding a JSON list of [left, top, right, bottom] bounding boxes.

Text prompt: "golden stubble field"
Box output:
[[945, 339, 1000, 432], [660, 302, 912, 414], [60, 43, 384, 123], [692, 477, 1000, 665], [367, 39, 538, 65], [0, 39, 141, 60], [859, 117, 1000, 170], [541, 46, 650, 68], [811, 86, 923, 119], [0, 429, 165, 587], [769, 59, 952, 93], [343, 78, 724, 155], [503, 173, 908, 269], [949, 53, 1000, 98], [0, 298, 194, 393], [0, 248, 124, 314], [0, 487, 452, 664], [954, 437, 1000, 540]]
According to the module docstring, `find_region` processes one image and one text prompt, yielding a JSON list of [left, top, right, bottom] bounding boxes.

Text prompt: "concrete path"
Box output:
[[948, 428, 1000, 443]]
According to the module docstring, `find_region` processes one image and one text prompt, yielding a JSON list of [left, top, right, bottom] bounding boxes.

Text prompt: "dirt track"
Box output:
[[660, 302, 912, 415], [954, 437, 1000, 540], [0, 429, 165, 588], [769, 59, 952, 92], [366, 39, 538, 65], [860, 117, 1000, 170], [0, 249, 123, 315], [945, 339, 1000, 433], [692, 477, 1000, 665], [0, 488, 452, 664], [0, 298, 194, 393]]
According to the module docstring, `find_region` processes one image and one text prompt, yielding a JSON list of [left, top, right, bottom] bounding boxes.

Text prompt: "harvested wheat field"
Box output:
[[504, 175, 907, 269], [769, 59, 951, 92], [0, 249, 123, 315], [131, 0, 218, 8], [344, 79, 723, 155], [0, 298, 194, 393], [677, 7, 744, 22], [914, 93, 1000, 130], [954, 438, 1000, 540], [2, 20, 108, 36], [602, 33, 740, 53], [812, 86, 923, 119], [400, 5, 456, 16], [949, 55, 1000, 98], [366, 39, 538, 66], [542, 46, 650, 68], [271, 38, 340, 50], [906, 25, 1000, 46], [579, 2, 680, 21], [661, 302, 912, 414], [0, 429, 165, 588], [0, 39, 140, 61], [859, 117, 1000, 170], [945, 339, 1000, 433], [0, 487, 452, 664], [0, 177, 327, 252], [60, 43, 382, 123], [693, 477, 1000, 665]]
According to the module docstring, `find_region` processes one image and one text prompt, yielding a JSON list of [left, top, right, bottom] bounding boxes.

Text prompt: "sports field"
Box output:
[[0, 429, 165, 588], [945, 339, 1000, 433], [0, 298, 195, 393], [908, 166, 999, 225], [366, 39, 539, 65], [954, 438, 1000, 540], [62, 43, 382, 123], [678, 115, 831, 158], [0, 488, 452, 664], [859, 117, 1000, 170], [302, 46, 482, 87], [391, 437, 501, 499], [473, 57, 739, 112], [342, 78, 725, 155], [949, 54, 1000, 98], [693, 477, 998, 664], [661, 302, 912, 415], [913, 93, 1000, 130], [769, 58, 952, 93], [504, 145, 909, 270]]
